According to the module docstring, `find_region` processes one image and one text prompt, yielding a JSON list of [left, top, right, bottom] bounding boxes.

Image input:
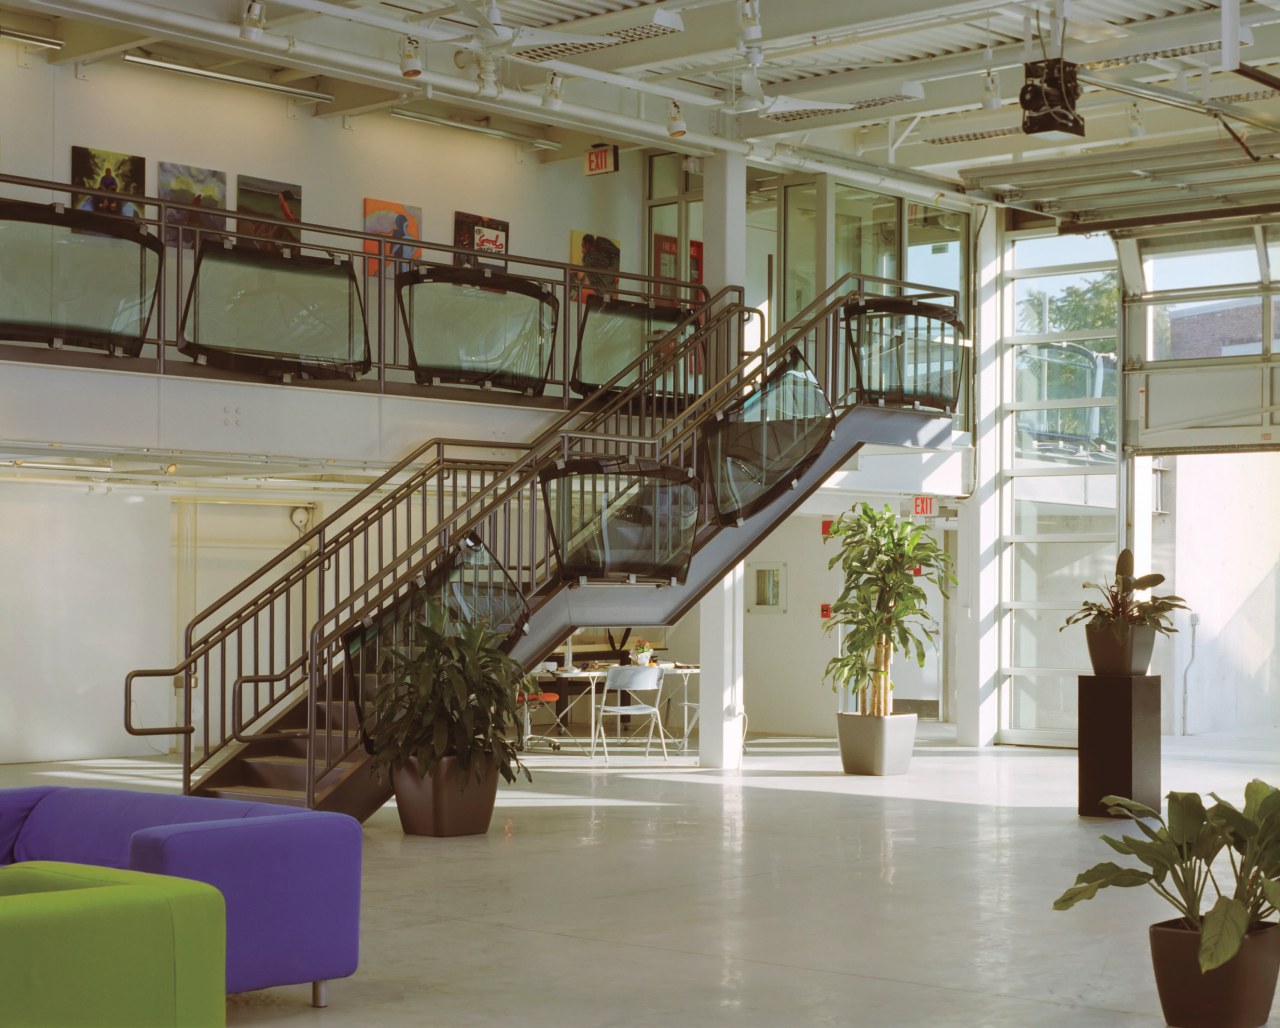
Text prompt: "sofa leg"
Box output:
[[312, 980, 328, 1008]]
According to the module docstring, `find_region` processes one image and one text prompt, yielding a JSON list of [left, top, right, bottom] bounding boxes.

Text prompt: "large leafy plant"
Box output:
[[822, 502, 955, 717], [1054, 781, 1280, 972], [1061, 548, 1187, 638], [363, 599, 529, 788]]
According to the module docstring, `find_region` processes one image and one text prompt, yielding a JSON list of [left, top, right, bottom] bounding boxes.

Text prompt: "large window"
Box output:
[[999, 231, 1119, 743]]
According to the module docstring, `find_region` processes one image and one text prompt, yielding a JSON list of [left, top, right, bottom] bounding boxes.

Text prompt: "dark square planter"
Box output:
[[1077, 674, 1161, 818]]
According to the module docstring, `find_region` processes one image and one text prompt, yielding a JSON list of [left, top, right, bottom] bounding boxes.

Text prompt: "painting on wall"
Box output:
[[158, 162, 227, 248], [70, 145, 145, 216], [570, 229, 621, 300], [453, 211, 508, 269], [237, 174, 302, 252], [363, 198, 422, 276]]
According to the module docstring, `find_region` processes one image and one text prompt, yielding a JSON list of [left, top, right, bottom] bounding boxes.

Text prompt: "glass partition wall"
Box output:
[[998, 230, 1120, 745]]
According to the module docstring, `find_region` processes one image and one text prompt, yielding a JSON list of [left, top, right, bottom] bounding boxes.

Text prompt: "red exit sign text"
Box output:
[[912, 496, 935, 517], [584, 145, 619, 176]]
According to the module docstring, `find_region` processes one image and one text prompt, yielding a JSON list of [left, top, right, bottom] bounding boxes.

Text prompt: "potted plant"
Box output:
[[822, 502, 954, 776], [1054, 782, 1280, 1027], [630, 639, 654, 666], [1061, 547, 1188, 675], [363, 598, 529, 836]]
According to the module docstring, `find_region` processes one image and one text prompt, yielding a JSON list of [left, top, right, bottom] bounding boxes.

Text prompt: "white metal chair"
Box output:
[[592, 664, 668, 762]]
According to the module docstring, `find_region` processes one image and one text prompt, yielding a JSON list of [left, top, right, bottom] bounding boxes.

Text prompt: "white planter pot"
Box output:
[[835, 711, 918, 776]]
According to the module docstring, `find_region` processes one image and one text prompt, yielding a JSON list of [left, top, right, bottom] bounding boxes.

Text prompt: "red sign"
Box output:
[[584, 145, 619, 176], [820, 603, 832, 619], [912, 496, 935, 517], [821, 519, 833, 537]]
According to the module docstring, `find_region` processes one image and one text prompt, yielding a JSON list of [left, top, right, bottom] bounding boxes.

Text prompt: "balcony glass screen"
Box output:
[[572, 297, 693, 394], [703, 352, 833, 524], [846, 297, 966, 413], [398, 267, 557, 394], [540, 459, 699, 583], [0, 200, 161, 356], [179, 242, 370, 378]]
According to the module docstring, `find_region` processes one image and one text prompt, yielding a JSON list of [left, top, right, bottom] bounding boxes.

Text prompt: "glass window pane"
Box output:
[[1142, 228, 1260, 291], [1014, 341, 1117, 402], [1014, 406, 1117, 464], [1013, 234, 1114, 269], [834, 185, 898, 286], [1009, 473, 1116, 516], [1010, 542, 1115, 602], [1014, 271, 1118, 334], [906, 203, 965, 301], [1008, 671, 1079, 731], [1145, 297, 1262, 361], [783, 182, 817, 321], [1010, 609, 1083, 674], [649, 154, 681, 200], [1013, 501, 1115, 535]]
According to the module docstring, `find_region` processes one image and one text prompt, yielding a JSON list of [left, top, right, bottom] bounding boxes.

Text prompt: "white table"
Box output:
[[656, 664, 700, 752]]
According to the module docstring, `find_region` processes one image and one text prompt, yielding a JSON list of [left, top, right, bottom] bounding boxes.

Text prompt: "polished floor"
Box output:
[[4, 724, 1279, 1027]]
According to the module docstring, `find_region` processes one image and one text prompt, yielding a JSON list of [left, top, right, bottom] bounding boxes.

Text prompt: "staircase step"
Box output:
[[201, 784, 309, 807]]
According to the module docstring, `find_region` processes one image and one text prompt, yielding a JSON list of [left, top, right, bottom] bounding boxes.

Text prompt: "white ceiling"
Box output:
[[6, 0, 1280, 226]]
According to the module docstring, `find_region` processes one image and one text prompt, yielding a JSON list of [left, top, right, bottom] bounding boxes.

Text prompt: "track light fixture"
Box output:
[[667, 100, 687, 138], [739, 0, 763, 44], [981, 70, 1001, 111], [399, 35, 422, 78], [240, 1, 265, 42], [543, 71, 564, 110]]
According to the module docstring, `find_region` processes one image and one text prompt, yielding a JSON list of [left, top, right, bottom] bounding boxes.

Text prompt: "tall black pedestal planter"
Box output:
[[1078, 674, 1161, 818]]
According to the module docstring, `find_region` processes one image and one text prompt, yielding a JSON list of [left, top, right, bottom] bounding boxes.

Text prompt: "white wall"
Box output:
[[1171, 453, 1280, 733], [0, 483, 173, 761], [0, 54, 642, 268]]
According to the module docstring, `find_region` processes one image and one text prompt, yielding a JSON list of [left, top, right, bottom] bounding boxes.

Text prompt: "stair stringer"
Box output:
[[510, 405, 962, 666]]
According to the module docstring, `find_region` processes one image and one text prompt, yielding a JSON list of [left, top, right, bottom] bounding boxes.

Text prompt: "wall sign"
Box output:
[[584, 144, 619, 176]]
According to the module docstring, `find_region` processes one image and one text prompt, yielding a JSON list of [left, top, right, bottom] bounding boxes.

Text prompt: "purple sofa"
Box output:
[[0, 786, 361, 1006]]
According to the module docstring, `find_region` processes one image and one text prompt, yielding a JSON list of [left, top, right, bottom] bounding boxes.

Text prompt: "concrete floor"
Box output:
[[3, 724, 1279, 1027]]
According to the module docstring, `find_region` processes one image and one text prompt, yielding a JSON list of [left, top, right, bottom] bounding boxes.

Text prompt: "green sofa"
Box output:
[[0, 861, 226, 1027]]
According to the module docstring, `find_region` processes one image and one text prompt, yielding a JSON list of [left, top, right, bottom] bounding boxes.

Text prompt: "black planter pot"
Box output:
[[1149, 919, 1280, 1028], [1085, 621, 1156, 675]]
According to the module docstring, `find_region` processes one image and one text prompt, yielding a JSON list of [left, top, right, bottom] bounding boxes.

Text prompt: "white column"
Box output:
[[696, 150, 749, 769], [955, 208, 1001, 747], [699, 151, 747, 292], [699, 562, 746, 768]]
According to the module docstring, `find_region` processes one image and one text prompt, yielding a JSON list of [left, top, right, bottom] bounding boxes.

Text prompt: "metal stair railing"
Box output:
[[286, 274, 967, 804], [124, 287, 744, 796]]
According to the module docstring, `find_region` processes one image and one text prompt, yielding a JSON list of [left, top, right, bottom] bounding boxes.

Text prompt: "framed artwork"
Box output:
[[570, 229, 621, 300], [363, 198, 422, 276], [453, 211, 508, 269], [237, 174, 301, 252], [70, 145, 145, 216], [158, 162, 227, 248]]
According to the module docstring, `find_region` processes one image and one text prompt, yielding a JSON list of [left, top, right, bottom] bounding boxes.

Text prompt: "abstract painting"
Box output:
[[363, 197, 422, 276], [570, 229, 621, 299], [237, 174, 302, 252], [70, 145, 145, 216], [158, 162, 227, 247]]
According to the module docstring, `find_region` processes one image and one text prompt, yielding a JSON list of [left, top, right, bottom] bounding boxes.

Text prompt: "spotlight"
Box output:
[[400, 35, 422, 78], [981, 70, 1001, 111], [543, 72, 564, 110], [1019, 58, 1084, 139], [667, 100, 687, 138], [739, 0, 763, 44], [240, 1, 265, 41]]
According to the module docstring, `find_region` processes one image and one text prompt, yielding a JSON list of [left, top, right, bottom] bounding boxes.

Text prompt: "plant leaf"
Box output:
[[1167, 792, 1207, 847], [1198, 896, 1249, 972]]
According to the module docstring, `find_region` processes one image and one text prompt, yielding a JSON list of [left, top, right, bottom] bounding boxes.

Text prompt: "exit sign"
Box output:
[[584, 145, 619, 176], [912, 496, 935, 517]]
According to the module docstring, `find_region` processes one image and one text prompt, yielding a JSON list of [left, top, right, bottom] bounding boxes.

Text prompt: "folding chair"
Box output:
[[592, 664, 667, 762]]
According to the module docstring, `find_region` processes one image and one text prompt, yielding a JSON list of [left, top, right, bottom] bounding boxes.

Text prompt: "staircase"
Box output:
[[124, 274, 968, 819]]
